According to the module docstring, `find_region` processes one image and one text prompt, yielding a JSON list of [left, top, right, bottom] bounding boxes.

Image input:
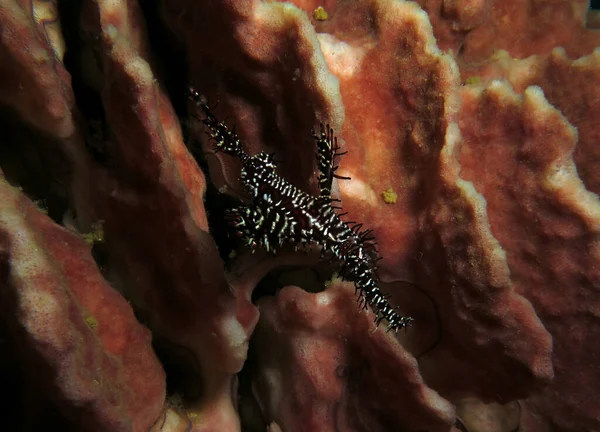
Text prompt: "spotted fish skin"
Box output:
[[188, 88, 413, 332]]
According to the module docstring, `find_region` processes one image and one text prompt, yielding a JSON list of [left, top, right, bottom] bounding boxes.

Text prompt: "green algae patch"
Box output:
[[465, 76, 481, 86], [82, 221, 105, 245], [381, 188, 397, 204], [84, 314, 98, 330], [314, 6, 328, 21]]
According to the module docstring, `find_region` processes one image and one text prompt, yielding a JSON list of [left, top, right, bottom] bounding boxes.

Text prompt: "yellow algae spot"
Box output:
[[464, 76, 481, 86], [314, 6, 328, 21], [84, 314, 98, 330], [381, 188, 397, 204], [82, 221, 105, 245], [187, 411, 199, 420], [325, 274, 343, 289]]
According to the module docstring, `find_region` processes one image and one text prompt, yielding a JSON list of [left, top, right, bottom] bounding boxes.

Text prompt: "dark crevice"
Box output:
[[58, 0, 112, 168], [138, 0, 189, 118], [237, 345, 267, 432], [152, 337, 204, 403], [252, 262, 334, 303], [0, 109, 70, 224], [137, 0, 244, 262]]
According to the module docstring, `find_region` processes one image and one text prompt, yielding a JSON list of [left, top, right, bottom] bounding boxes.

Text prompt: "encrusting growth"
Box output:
[[188, 87, 413, 333]]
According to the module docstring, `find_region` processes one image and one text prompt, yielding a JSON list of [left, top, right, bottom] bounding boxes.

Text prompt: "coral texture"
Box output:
[[251, 280, 454, 431], [459, 82, 600, 431], [0, 0, 599, 431], [0, 174, 166, 431], [461, 48, 600, 195]]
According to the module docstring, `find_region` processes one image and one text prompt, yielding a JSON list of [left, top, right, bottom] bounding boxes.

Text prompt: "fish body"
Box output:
[[188, 88, 413, 332]]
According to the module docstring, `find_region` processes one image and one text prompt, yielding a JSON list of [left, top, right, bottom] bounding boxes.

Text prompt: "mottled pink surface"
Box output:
[[0, 175, 166, 431], [251, 280, 454, 431], [461, 49, 600, 196], [415, 0, 600, 61], [0, 0, 599, 431], [460, 82, 600, 431]]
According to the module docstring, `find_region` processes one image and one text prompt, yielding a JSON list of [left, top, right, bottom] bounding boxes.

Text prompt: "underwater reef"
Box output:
[[0, 0, 599, 431]]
